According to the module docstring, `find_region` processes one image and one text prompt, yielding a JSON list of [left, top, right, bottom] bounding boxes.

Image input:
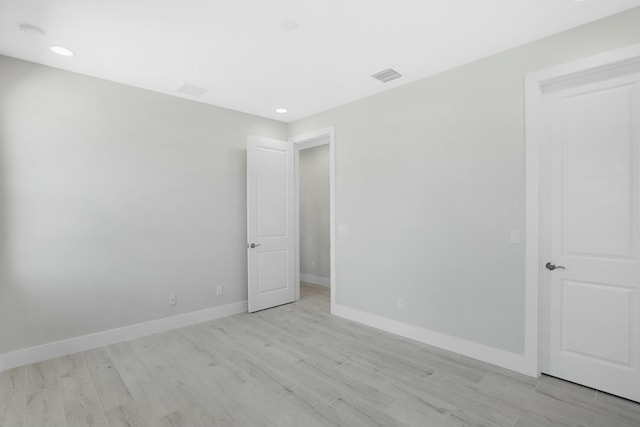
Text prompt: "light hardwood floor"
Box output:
[[1, 283, 639, 427]]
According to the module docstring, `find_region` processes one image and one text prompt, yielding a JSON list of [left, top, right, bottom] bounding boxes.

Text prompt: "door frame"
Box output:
[[524, 42, 640, 377], [290, 127, 336, 313]]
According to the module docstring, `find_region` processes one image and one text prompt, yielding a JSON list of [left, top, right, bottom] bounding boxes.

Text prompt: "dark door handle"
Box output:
[[546, 262, 566, 271]]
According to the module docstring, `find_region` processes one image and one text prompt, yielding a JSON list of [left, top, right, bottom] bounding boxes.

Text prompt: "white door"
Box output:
[[542, 61, 640, 401], [247, 136, 296, 312]]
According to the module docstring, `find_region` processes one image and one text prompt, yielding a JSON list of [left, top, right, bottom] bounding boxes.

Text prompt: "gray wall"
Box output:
[[0, 56, 287, 354], [299, 144, 330, 281], [288, 7, 640, 354], [2, 6, 640, 360]]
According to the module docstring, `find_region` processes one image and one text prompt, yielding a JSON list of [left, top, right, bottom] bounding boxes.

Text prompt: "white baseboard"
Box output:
[[332, 303, 536, 377], [0, 300, 247, 372], [300, 273, 330, 287]]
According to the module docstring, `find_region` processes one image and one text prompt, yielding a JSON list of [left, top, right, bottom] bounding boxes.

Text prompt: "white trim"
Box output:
[[524, 42, 640, 378], [290, 127, 336, 314], [300, 273, 330, 287], [333, 304, 533, 375], [0, 300, 247, 372]]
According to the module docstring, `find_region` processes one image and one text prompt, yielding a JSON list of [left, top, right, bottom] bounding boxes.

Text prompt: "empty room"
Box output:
[[1, 1, 640, 426]]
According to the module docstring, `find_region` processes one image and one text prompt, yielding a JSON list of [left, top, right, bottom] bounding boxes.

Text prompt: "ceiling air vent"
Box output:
[[371, 68, 402, 83], [176, 83, 207, 97]]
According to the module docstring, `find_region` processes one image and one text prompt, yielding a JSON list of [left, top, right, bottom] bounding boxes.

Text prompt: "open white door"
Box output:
[[247, 136, 296, 312], [542, 62, 640, 401]]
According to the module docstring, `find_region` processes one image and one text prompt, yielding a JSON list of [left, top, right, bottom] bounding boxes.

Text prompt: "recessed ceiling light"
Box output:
[[50, 46, 74, 56], [276, 108, 288, 114]]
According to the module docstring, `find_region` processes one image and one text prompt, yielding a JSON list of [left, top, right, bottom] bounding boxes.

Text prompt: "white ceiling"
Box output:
[[1, 0, 640, 122]]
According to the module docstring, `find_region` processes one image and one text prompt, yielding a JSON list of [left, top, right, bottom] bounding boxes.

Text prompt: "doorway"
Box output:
[[292, 128, 336, 312], [298, 143, 330, 289], [246, 129, 335, 313]]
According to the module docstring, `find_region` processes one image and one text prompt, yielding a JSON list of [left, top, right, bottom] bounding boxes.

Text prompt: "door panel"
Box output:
[[543, 63, 640, 402], [247, 136, 295, 313], [562, 280, 632, 367], [258, 250, 289, 293], [257, 146, 289, 238], [564, 84, 633, 258]]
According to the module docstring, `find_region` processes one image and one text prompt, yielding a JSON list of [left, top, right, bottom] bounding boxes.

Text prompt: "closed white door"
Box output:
[[246, 136, 296, 313], [542, 62, 640, 401]]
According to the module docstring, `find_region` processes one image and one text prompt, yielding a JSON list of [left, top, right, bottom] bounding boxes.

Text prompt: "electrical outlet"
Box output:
[[397, 298, 404, 310], [169, 294, 177, 305], [216, 285, 223, 296], [311, 260, 316, 269], [510, 230, 520, 244]]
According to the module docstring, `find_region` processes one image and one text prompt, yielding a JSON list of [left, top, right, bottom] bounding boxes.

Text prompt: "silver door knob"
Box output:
[[545, 262, 565, 271], [247, 243, 261, 249]]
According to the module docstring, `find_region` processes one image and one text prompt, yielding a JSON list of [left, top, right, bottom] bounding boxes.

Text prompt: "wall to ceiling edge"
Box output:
[[288, 6, 640, 368]]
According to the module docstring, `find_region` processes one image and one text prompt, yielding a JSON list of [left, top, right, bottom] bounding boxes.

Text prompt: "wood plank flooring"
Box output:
[[1, 283, 639, 426]]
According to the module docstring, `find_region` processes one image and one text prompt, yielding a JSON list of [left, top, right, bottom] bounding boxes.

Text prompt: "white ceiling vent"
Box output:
[[176, 83, 207, 97], [371, 68, 402, 83]]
